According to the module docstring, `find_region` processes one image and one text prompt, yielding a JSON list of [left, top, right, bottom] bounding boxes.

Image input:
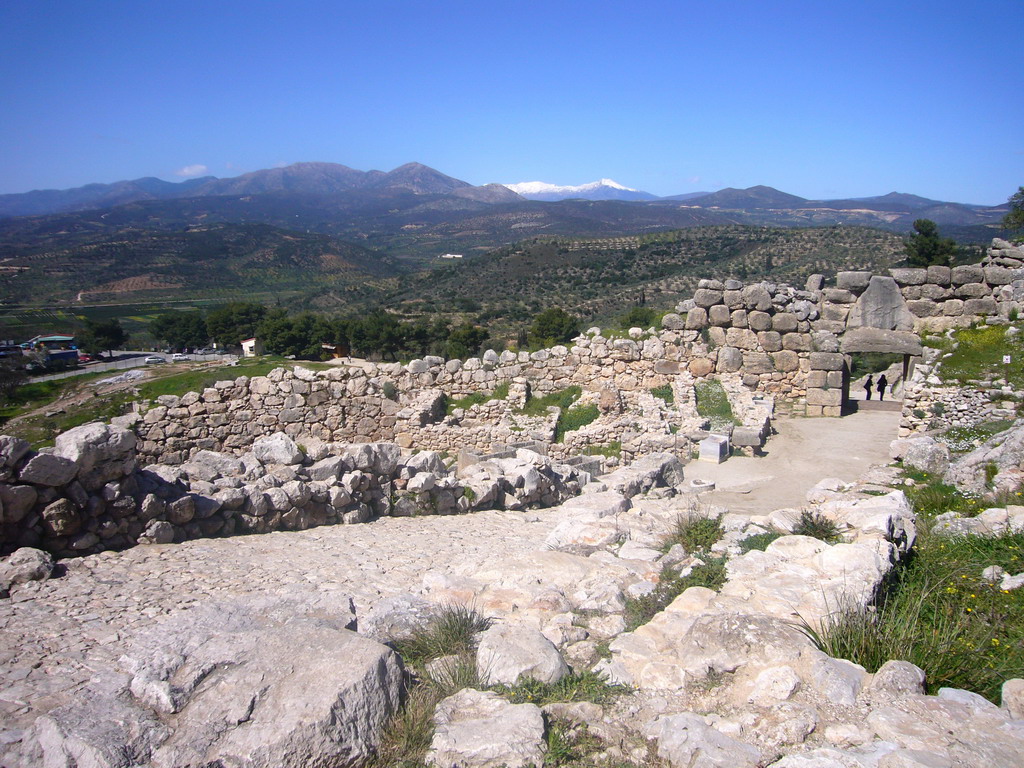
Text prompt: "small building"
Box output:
[[439, 253, 463, 259], [241, 338, 264, 358], [24, 334, 75, 350]]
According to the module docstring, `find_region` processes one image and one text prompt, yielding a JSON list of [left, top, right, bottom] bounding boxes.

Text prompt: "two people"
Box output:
[[865, 374, 889, 401]]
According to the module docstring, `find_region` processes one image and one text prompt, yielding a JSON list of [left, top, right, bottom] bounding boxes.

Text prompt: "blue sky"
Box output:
[[1, 0, 1020, 204]]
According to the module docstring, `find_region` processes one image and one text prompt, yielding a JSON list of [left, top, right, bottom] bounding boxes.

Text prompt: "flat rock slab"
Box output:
[[23, 596, 404, 768], [428, 688, 545, 768]]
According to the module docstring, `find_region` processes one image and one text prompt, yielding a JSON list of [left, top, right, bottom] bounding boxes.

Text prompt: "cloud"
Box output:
[[688, 175, 701, 184], [175, 164, 208, 177]]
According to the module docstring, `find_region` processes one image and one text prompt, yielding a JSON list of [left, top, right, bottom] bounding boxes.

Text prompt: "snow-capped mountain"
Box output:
[[503, 178, 658, 202]]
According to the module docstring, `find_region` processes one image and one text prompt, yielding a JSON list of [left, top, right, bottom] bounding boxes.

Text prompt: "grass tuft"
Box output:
[[792, 510, 842, 544], [392, 604, 492, 667], [694, 379, 739, 431], [662, 512, 724, 555], [624, 557, 727, 632], [650, 384, 674, 404], [738, 530, 784, 553], [555, 403, 599, 442], [491, 670, 627, 707]]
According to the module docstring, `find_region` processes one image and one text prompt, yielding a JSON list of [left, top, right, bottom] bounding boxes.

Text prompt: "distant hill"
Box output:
[[679, 185, 808, 209]]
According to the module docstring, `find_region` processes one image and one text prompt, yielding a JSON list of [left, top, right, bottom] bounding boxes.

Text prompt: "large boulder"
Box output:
[[18, 453, 78, 486], [26, 595, 403, 768], [944, 420, 1024, 494], [646, 712, 761, 768], [427, 688, 545, 768], [476, 623, 569, 685], [252, 432, 305, 466], [846, 276, 915, 331], [0, 547, 53, 596], [54, 422, 137, 488]]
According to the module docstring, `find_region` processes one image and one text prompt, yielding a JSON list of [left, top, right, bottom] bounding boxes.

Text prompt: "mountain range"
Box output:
[[503, 179, 659, 202]]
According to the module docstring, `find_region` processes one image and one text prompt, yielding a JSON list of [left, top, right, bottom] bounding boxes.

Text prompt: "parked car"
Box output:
[[196, 347, 215, 355], [171, 353, 189, 362], [144, 355, 166, 365], [77, 353, 93, 363]]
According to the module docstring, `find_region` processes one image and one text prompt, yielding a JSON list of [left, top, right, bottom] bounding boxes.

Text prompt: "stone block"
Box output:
[[757, 331, 783, 352], [686, 307, 709, 329], [806, 387, 843, 407], [809, 352, 845, 371], [951, 264, 984, 285], [723, 289, 743, 308], [653, 360, 679, 374], [846, 275, 915, 331], [730, 309, 748, 327], [707, 327, 727, 346], [743, 352, 774, 374], [926, 265, 951, 286], [742, 284, 773, 311], [822, 288, 857, 303], [693, 288, 724, 308], [772, 313, 799, 332], [964, 297, 999, 316], [747, 311, 772, 331], [716, 347, 743, 372], [839, 327, 922, 355], [889, 268, 927, 286], [954, 282, 989, 299], [699, 435, 730, 463], [806, 370, 827, 388], [709, 304, 732, 326], [661, 313, 685, 330], [836, 271, 872, 291], [942, 299, 964, 316], [772, 349, 799, 372], [725, 328, 759, 350], [919, 283, 951, 300], [821, 303, 850, 322], [805, 274, 825, 292], [805, 404, 824, 417], [732, 428, 764, 447], [823, 405, 842, 417], [782, 333, 812, 352], [907, 299, 940, 317], [689, 358, 715, 377], [811, 331, 840, 352], [826, 370, 844, 388], [985, 266, 1014, 285]]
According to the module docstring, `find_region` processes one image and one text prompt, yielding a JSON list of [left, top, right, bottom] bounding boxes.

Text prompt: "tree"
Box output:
[[529, 308, 579, 347], [258, 311, 333, 359], [444, 322, 489, 359], [206, 302, 267, 348], [150, 312, 208, 351], [905, 219, 956, 267], [619, 305, 656, 329], [79, 319, 128, 356], [0, 359, 27, 406], [1003, 187, 1024, 235]]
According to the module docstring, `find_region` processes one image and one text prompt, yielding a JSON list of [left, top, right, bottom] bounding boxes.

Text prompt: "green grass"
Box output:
[[392, 604, 492, 667], [136, 357, 285, 400], [582, 440, 621, 458], [903, 468, 987, 518], [490, 670, 627, 707], [445, 391, 490, 415], [555, 403, 599, 442], [806, 525, 1024, 703], [518, 385, 582, 417], [650, 384, 674, 404], [0, 372, 108, 424], [624, 557, 727, 631], [491, 381, 510, 400], [738, 531, 784, 553], [694, 379, 739, 431], [937, 323, 1024, 389], [942, 420, 1016, 453]]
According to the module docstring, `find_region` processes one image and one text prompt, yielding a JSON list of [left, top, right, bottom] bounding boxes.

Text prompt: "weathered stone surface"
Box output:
[[252, 432, 305, 465], [836, 271, 872, 292], [717, 347, 743, 373], [890, 268, 927, 286], [19, 453, 78, 486], [840, 327, 922, 355], [809, 352, 845, 371], [900, 437, 950, 476], [646, 713, 761, 768], [103, 597, 400, 768], [476, 623, 569, 685], [428, 688, 545, 768], [0, 547, 53, 595], [846, 276, 915, 331], [54, 422, 136, 474]]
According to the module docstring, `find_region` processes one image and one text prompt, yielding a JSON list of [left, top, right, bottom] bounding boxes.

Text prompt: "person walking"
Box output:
[[864, 375, 874, 401], [877, 374, 888, 401]]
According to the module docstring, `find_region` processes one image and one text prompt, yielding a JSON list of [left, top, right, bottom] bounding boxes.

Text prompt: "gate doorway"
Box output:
[[848, 352, 906, 407]]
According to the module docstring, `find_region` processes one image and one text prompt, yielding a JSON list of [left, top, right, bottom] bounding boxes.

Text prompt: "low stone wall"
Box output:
[[0, 422, 599, 558]]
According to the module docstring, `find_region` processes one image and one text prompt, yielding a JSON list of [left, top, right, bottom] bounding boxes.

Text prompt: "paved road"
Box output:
[[29, 351, 236, 383]]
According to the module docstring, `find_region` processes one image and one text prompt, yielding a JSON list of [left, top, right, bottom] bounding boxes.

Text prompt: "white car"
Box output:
[[171, 353, 189, 362], [143, 355, 166, 365]]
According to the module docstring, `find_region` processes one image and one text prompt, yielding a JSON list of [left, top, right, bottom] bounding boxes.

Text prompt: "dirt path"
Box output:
[[687, 409, 901, 515]]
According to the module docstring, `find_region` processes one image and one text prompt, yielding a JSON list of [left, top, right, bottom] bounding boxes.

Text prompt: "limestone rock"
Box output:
[[0, 547, 54, 596], [476, 623, 569, 685], [252, 432, 305, 466], [18, 453, 78, 486], [428, 688, 545, 768], [646, 712, 761, 768], [846, 276, 915, 331]]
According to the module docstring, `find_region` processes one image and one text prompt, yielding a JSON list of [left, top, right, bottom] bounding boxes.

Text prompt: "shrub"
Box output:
[[492, 381, 510, 400], [624, 557, 727, 631], [663, 512, 724, 554], [582, 441, 621, 458], [738, 531, 784, 553], [792, 510, 842, 544], [490, 670, 627, 706]]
